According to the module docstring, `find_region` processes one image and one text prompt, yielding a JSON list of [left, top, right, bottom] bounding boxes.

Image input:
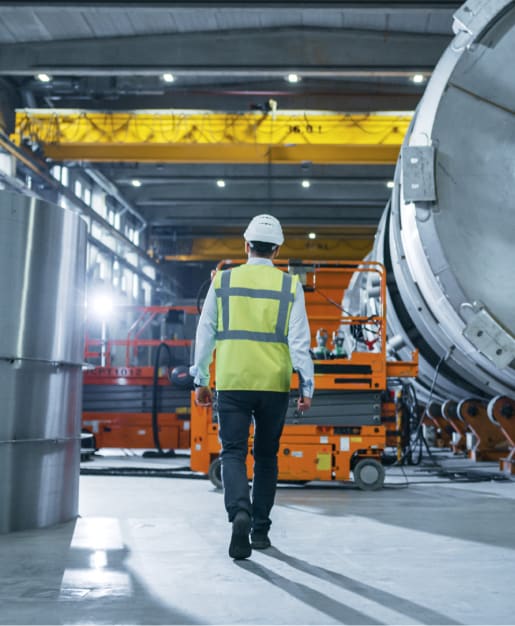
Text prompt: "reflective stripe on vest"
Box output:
[[213, 264, 297, 392], [215, 268, 294, 344]]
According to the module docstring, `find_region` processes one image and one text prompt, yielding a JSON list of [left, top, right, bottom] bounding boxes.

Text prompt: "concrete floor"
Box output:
[[1, 458, 514, 625]]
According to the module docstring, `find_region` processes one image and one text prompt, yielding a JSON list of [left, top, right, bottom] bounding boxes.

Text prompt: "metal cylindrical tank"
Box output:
[[361, 0, 515, 402], [0, 191, 87, 533]]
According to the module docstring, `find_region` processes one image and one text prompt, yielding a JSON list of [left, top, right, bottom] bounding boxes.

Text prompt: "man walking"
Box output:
[[190, 214, 314, 560]]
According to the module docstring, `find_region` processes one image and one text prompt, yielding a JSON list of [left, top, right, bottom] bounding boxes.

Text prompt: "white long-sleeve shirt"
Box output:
[[189, 257, 315, 397]]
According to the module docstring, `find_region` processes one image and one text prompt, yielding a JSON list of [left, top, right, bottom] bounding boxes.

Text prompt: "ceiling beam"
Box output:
[[13, 110, 410, 164], [29, 76, 426, 113], [26, 143, 403, 164], [137, 199, 385, 207], [40, 91, 424, 113], [98, 162, 395, 178], [0, 27, 451, 76], [150, 226, 378, 239], [157, 236, 374, 262], [120, 176, 393, 202], [141, 204, 384, 227], [115, 175, 391, 183]]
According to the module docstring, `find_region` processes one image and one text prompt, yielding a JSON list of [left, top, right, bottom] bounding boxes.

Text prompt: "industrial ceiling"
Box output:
[[0, 1, 460, 286]]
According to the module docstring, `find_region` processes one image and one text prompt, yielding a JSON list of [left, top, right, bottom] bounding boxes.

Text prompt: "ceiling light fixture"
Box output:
[[162, 73, 175, 83], [131, 179, 142, 187], [301, 180, 311, 188], [412, 74, 425, 84], [36, 73, 51, 83], [216, 179, 226, 188], [308, 232, 317, 240], [286, 73, 300, 84], [386, 181, 395, 189]]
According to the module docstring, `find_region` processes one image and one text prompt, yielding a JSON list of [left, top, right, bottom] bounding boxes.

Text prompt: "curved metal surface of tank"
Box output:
[[0, 191, 87, 533], [354, 0, 515, 402]]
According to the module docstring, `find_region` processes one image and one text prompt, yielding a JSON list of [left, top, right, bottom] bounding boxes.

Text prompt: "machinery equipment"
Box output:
[[457, 399, 509, 463], [441, 400, 468, 455], [82, 306, 196, 454], [343, 0, 515, 474], [190, 260, 418, 490], [0, 191, 87, 533], [488, 396, 515, 474], [353, 0, 515, 404], [424, 403, 453, 450]]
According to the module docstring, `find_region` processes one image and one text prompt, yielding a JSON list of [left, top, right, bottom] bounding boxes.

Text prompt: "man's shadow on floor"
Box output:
[[237, 547, 460, 626]]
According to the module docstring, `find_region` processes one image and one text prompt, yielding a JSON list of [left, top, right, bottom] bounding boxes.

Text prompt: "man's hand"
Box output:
[[297, 396, 312, 412], [194, 386, 213, 407]]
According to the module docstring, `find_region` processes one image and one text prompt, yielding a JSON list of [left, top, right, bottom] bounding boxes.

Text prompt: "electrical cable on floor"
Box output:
[[385, 346, 509, 486], [385, 451, 510, 486], [80, 465, 208, 479], [383, 463, 410, 489], [397, 349, 454, 468]]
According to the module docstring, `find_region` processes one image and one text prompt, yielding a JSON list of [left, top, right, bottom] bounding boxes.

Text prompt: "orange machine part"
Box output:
[[83, 412, 190, 450], [441, 399, 468, 454], [488, 396, 515, 474], [459, 398, 508, 462], [425, 402, 453, 449], [82, 304, 196, 451], [190, 394, 386, 483]]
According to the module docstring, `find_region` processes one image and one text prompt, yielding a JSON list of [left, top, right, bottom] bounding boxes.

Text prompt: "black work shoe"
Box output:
[[229, 511, 251, 560], [250, 531, 271, 550]]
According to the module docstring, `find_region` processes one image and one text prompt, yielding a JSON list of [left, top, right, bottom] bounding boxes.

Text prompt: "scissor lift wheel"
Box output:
[[353, 458, 385, 491], [208, 457, 223, 489]]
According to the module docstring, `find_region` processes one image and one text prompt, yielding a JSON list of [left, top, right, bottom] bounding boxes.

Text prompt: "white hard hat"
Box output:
[[243, 214, 284, 246]]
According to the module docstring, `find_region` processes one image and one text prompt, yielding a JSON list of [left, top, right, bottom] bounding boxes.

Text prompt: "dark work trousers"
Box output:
[[217, 390, 290, 532]]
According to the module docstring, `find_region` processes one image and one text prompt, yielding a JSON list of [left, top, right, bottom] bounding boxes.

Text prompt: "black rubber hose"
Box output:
[[152, 342, 173, 453]]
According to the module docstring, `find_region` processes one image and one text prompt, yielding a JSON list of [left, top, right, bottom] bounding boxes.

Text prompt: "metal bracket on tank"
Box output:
[[453, 0, 513, 45], [461, 301, 515, 368], [401, 146, 436, 203]]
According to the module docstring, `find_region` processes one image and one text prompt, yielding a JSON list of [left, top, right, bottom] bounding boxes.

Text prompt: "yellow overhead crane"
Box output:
[[12, 110, 412, 164], [155, 233, 375, 262]]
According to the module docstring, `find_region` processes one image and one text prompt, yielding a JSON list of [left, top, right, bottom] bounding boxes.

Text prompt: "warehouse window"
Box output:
[[98, 256, 108, 281], [126, 252, 137, 267], [143, 281, 152, 306], [91, 190, 107, 219], [142, 265, 155, 281], [112, 260, 120, 287], [91, 223, 101, 240]]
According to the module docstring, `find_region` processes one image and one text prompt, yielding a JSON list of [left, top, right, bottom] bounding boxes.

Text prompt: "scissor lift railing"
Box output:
[[191, 259, 418, 489]]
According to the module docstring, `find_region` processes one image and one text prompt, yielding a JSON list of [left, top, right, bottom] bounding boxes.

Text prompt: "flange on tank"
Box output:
[[352, 0, 515, 403]]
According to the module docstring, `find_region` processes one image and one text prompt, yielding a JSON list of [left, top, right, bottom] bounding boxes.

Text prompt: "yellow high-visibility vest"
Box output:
[[213, 264, 298, 392]]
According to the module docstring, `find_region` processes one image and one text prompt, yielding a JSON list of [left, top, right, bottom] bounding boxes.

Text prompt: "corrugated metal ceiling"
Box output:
[[0, 7, 454, 44]]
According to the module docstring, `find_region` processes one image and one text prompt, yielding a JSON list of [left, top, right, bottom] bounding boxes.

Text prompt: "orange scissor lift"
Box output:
[[82, 305, 197, 451], [190, 260, 418, 490]]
